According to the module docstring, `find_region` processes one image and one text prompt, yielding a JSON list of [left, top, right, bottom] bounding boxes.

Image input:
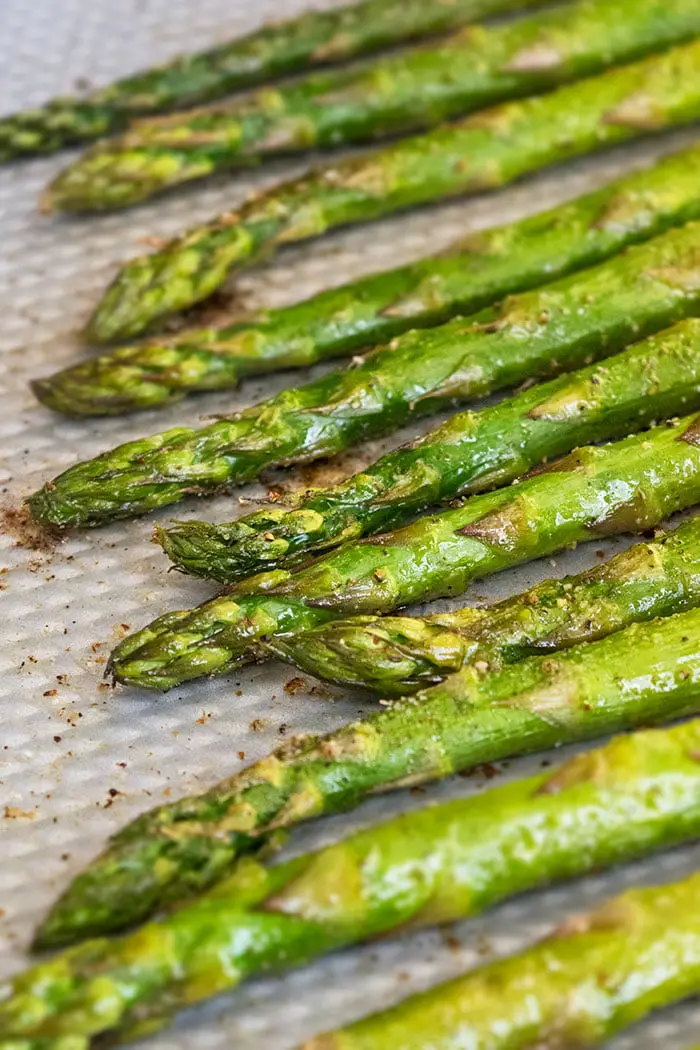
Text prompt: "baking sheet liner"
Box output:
[[2, 1, 700, 1045]]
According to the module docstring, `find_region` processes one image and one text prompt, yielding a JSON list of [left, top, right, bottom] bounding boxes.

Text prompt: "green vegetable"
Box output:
[[34, 606, 700, 948], [109, 412, 700, 690], [87, 40, 700, 342], [45, 0, 700, 212], [34, 143, 700, 414], [0, 0, 547, 161], [299, 871, 700, 1050], [10, 725, 700, 1042], [270, 514, 700, 693], [157, 317, 700, 582], [30, 222, 700, 526], [0, 1041, 87, 1050]]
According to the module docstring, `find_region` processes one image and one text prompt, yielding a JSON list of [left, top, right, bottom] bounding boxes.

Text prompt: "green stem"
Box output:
[[45, 0, 700, 211], [269, 514, 700, 692], [108, 413, 700, 691], [32, 606, 700, 948], [10, 723, 700, 1036], [0, 0, 547, 161], [158, 316, 700, 582], [34, 143, 700, 413], [29, 223, 700, 528], [300, 872, 700, 1050], [87, 39, 700, 341]]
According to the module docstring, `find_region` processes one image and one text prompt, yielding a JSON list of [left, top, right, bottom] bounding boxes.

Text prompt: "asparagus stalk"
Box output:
[[0, 0, 548, 162], [35, 606, 700, 947], [45, 0, 700, 212], [270, 515, 700, 693], [9, 726, 700, 1039], [300, 872, 700, 1050], [157, 318, 700, 583], [35, 143, 700, 414], [109, 412, 700, 690], [29, 223, 700, 526], [87, 40, 700, 342], [0, 1042, 86, 1050]]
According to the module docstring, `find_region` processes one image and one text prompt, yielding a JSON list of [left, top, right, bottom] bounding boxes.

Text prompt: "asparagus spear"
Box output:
[[29, 223, 700, 525], [0, 0, 548, 162], [31, 143, 700, 414], [109, 413, 700, 690], [270, 515, 700, 693], [35, 161, 700, 419], [300, 872, 700, 1050], [35, 606, 700, 947], [46, 0, 700, 212], [9, 726, 700, 1040], [157, 318, 700, 583], [87, 40, 700, 342], [0, 1043, 86, 1050]]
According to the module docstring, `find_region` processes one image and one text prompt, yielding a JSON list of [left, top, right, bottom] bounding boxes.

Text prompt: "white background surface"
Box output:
[[1, 2, 700, 1045]]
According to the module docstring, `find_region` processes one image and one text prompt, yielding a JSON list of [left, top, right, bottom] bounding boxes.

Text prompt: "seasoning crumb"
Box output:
[[440, 929, 461, 952], [103, 788, 124, 809], [250, 718, 267, 732], [0, 505, 60, 553], [284, 676, 306, 695]]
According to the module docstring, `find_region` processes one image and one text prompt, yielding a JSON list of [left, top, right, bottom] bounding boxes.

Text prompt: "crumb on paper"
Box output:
[[440, 928, 462, 952], [0, 505, 61, 553], [460, 762, 501, 781], [309, 681, 337, 700], [4, 806, 36, 820], [249, 718, 268, 732], [103, 788, 124, 809], [284, 676, 306, 695]]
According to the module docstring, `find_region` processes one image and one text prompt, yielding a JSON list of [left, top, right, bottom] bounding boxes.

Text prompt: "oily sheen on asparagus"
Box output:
[[300, 873, 700, 1050], [108, 413, 700, 690], [36, 607, 700, 945], [0, 0, 547, 161], [87, 40, 700, 341], [29, 223, 700, 527], [158, 318, 700, 582], [34, 143, 700, 414], [45, 0, 700, 211], [270, 515, 700, 692], [9, 725, 700, 1040]]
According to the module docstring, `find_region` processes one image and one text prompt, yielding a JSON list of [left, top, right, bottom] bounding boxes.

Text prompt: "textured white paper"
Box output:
[[1, 1, 700, 1045]]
